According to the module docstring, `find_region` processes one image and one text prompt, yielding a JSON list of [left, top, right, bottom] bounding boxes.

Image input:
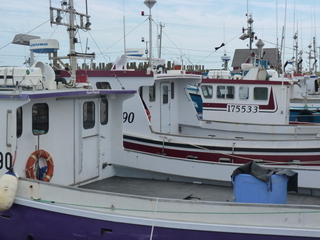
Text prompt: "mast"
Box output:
[[123, 0, 127, 55], [313, 37, 317, 74], [221, 22, 230, 71], [239, 14, 256, 66], [143, 0, 157, 68], [68, 0, 77, 81], [50, 0, 92, 86], [293, 32, 299, 73]]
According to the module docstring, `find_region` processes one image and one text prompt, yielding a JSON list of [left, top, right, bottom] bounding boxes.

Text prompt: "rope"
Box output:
[[0, 19, 50, 51], [196, 33, 243, 65], [98, 19, 148, 58], [149, 198, 158, 240], [32, 198, 320, 215]]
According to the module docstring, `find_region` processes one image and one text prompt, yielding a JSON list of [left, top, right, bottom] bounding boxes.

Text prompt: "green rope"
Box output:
[[32, 198, 320, 215]]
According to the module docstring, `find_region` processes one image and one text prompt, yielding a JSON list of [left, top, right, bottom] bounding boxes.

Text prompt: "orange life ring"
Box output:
[[26, 150, 54, 182]]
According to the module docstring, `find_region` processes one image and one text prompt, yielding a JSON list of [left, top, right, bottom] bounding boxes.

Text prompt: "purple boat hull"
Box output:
[[0, 203, 315, 240]]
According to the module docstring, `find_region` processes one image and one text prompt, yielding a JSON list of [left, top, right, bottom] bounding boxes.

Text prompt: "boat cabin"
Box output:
[[0, 62, 135, 186], [200, 78, 292, 125]]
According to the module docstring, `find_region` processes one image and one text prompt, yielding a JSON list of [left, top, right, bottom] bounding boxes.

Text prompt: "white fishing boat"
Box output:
[[0, 54, 319, 238], [39, 2, 320, 192]]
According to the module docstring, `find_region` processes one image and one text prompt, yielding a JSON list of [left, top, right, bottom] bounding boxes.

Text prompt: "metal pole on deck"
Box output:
[[144, 0, 157, 68]]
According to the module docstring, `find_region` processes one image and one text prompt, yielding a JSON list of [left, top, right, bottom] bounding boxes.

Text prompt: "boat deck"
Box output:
[[81, 176, 320, 206]]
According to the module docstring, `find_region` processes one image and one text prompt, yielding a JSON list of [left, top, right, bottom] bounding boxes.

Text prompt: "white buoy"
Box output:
[[0, 168, 18, 212]]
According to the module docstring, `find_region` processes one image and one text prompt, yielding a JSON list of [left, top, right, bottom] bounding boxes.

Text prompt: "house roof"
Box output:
[[231, 48, 279, 69]]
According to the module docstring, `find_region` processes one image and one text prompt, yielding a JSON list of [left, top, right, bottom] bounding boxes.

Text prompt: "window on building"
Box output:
[[32, 103, 49, 134], [83, 102, 95, 129]]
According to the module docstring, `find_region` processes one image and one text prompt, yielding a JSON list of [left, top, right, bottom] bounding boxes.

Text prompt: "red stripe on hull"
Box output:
[[124, 141, 320, 166]]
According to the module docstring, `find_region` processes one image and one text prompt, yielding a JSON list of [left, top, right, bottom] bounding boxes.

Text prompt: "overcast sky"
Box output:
[[0, 0, 319, 70]]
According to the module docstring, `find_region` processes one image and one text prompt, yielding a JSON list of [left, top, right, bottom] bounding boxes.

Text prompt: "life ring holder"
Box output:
[[297, 109, 313, 122], [26, 150, 54, 182]]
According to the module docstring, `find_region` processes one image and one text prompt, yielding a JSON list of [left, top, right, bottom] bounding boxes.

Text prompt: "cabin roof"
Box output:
[[0, 89, 136, 100], [201, 78, 291, 85]]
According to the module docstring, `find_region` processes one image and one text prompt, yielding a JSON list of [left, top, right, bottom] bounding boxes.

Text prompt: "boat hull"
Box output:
[[1, 203, 316, 240]]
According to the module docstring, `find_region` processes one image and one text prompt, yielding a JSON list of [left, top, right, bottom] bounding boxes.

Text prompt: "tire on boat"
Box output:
[[297, 109, 313, 122]]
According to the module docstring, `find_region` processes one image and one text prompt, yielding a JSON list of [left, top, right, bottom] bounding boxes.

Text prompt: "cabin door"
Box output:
[[75, 99, 100, 183], [160, 82, 171, 133]]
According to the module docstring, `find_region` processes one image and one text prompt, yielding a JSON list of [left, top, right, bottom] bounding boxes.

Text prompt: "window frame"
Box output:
[[253, 87, 269, 100], [83, 101, 95, 129], [17, 107, 23, 138], [100, 99, 108, 125], [32, 103, 49, 135], [201, 85, 213, 99]]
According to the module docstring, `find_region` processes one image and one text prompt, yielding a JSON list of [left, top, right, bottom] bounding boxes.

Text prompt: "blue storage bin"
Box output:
[[233, 174, 288, 204]]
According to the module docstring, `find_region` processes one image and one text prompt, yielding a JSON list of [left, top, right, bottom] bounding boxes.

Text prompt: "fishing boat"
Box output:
[[1, 50, 320, 240], [44, 4, 320, 192], [0, 59, 319, 239]]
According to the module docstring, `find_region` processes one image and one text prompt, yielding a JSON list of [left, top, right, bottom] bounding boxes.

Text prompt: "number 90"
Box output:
[[0, 152, 13, 170], [123, 112, 134, 123]]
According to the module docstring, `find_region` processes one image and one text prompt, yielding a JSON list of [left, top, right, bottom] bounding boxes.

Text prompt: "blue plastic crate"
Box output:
[[233, 174, 288, 204]]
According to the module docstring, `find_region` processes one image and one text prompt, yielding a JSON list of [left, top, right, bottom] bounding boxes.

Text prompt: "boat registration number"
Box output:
[[227, 104, 259, 113], [0, 152, 13, 170]]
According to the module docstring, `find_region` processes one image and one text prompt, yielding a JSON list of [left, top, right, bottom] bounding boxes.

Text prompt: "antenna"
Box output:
[[281, 0, 287, 73], [158, 22, 165, 58], [239, 14, 255, 50], [123, 0, 126, 55], [221, 22, 230, 70], [49, 0, 94, 86]]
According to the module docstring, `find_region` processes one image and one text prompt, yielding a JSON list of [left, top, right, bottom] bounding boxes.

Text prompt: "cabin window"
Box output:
[[217, 86, 234, 99], [17, 107, 22, 138], [83, 101, 95, 129], [32, 103, 49, 135], [96, 82, 111, 89], [239, 86, 249, 100], [149, 84, 156, 102], [254, 87, 268, 100], [226, 86, 234, 99], [201, 85, 213, 98], [171, 82, 174, 99], [100, 99, 108, 125], [162, 85, 169, 104], [217, 86, 225, 98]]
